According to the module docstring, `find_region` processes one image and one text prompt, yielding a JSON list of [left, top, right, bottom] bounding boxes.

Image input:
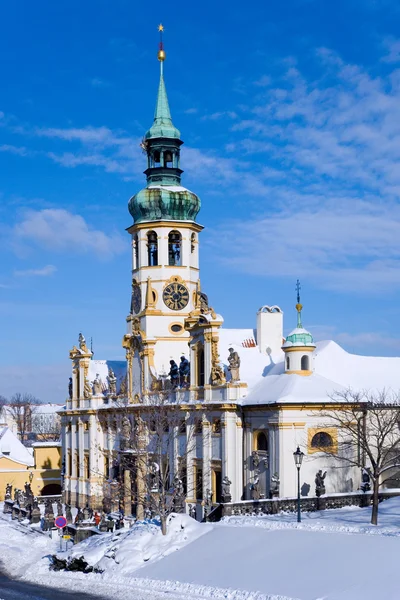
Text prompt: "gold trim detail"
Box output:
[[307, 427, 338, 454], [168, 322, 185, 336]]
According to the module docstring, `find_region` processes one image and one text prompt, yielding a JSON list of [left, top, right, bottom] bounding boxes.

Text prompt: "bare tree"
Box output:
[[97, 393, 210, 535], [318, 389, 400, 525], [31, 414, 61, 441], [8, 393, 40, 442]]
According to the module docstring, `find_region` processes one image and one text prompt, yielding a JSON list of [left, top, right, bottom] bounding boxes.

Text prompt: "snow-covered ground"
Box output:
[[1, 500, 400, 599]]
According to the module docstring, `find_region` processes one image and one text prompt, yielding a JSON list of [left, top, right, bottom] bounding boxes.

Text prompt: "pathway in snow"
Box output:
[[137, 526, 400, 600]]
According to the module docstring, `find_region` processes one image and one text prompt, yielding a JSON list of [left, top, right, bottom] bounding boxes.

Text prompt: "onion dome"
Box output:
[[128, 184, 201, 223]]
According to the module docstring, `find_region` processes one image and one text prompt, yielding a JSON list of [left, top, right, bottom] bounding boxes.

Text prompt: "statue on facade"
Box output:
[[179, 356, 190, 388], [65, 503, 73, 524], [315, 470, 327, 497], [188, 504, 196, 519], [56, 499, 63, 517], [31, 499, 41, 524], [251, 476, 260, 500], [75, 507, 84, 524], [221, 476, 232, 503], [78, 332, 89, 353], [24, 482, 33, 504], [227, 348, 241, 382], [5, 483, 12, 500], [17, 489, 25, 508], [121, 416, 131, 450], [83, 377, 92, 399], [169, 360, 179, 388], [252, 451, 260, 472], [107, 368, 117, 395], [93, 373, 102, 396], [44, 498, 54, 517], [270, 472, 280, 499], [83, 503, 92, 521], [68, 377, 73, 399], [119, 375, 128, 396], [360, 467, 371, 493], [211, 362, 226, 386]]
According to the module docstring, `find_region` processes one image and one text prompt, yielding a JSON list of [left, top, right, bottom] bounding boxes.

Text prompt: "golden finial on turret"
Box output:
[[157, 23, 166, 61]]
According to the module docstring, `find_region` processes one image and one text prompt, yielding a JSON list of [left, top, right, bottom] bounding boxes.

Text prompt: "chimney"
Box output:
[[256, 305, 283, 356]]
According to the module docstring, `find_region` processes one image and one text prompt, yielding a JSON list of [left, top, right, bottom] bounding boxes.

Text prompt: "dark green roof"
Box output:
[[128, 185, 200, 223]]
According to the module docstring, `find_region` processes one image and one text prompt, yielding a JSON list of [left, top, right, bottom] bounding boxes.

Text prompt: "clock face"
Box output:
[[131, 284, 141, 314], [163, 282, 189, 311]]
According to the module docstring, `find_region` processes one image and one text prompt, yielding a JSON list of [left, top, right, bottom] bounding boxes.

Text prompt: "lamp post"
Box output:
[[293, 446, 304, 523]]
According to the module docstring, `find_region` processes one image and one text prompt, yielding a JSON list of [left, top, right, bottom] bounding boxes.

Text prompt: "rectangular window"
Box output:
[[84, 454, 90, 479], [104, 455, 109, 478], [212, 418, 221, 434], [195, 467, 203, 501]]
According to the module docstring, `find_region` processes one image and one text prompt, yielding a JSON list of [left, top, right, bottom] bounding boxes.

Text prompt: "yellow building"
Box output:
[[0, 426, 61, 501]]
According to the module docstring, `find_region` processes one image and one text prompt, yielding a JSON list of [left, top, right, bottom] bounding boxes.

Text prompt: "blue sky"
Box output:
[[2, 0, 400, 402]]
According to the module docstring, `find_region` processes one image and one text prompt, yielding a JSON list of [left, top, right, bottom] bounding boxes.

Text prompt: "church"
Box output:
[[61, 29, 400, 517]]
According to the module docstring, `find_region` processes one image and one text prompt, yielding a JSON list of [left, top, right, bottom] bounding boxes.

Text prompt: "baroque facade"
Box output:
[[61, 34, 400, 515]]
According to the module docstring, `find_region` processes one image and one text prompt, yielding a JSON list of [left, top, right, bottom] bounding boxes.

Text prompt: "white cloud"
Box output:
[[201, 111, 238, 121], [0, 144, 29, 156], [14, 265, 57, 277], [207, 198, 400, 292], [13, 209, 126, 259], [381, 37, 400, 63], [336, 331, 400, 352], [90, 78, 110, 87]]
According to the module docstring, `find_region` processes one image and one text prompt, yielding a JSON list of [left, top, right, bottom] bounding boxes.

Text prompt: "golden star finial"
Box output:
[[158, 23, 164, 32]]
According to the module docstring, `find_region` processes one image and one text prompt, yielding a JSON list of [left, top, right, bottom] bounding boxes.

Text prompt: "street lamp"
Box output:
[[293, 446, 304, 523]]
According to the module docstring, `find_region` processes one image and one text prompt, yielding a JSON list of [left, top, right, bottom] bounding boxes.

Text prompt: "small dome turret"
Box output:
[[282, 280, 315, 375]]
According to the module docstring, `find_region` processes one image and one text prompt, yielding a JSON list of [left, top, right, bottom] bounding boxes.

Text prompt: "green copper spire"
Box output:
[[144, 26, 180, 141], [128, 25, 201, 224], [296, 279, 303, 328], [282, 280, 316, 348]]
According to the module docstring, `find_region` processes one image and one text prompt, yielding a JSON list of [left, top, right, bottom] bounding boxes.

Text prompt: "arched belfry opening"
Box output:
[[147, 231, 158, 266], [257, 431, 268, 453], [168, 231, 182, 266], [197, 346, 205, 387], [301, 355, 310, 371], [133, 234, 139, 269]]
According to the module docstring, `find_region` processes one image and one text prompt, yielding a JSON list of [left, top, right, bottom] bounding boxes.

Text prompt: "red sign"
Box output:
[[54, 516, 67, 529]]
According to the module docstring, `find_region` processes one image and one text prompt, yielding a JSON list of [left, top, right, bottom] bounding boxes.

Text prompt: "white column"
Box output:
[[235, 416, 243, 501], [202, 418, 212, 501], [186, 421, 195, 503], [78, 420, 84, 502], [222, 412, 239, 500]]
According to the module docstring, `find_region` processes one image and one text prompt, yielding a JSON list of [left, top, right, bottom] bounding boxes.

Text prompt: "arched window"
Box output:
[[147, 231, 158, 266], [153, 151, 161, 167], [133, 234, 139, 269], [301, 355, 309, 371], [168, 231, 182, 266], [311, 431, 333, 449], [286, 356, 290, 370], [197, 346, 205, 387], [257, 431, 268, 452], [40, 483, 62, 496], [164, 150, 173, 167], [191, 233, 196, 254]]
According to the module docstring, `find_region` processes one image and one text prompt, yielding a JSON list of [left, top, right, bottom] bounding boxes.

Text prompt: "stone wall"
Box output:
[[221, 489, 400, 518]]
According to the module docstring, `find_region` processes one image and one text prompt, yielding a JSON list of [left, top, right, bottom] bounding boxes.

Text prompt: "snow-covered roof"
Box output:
[[240, 340, 400, 405], [88, 360, 126, 394], [0, 427, 35, 466], [34, 403, 64, 414]]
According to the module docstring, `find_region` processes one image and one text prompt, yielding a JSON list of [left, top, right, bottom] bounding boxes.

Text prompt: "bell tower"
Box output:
[[124, 25, 203, 397]]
